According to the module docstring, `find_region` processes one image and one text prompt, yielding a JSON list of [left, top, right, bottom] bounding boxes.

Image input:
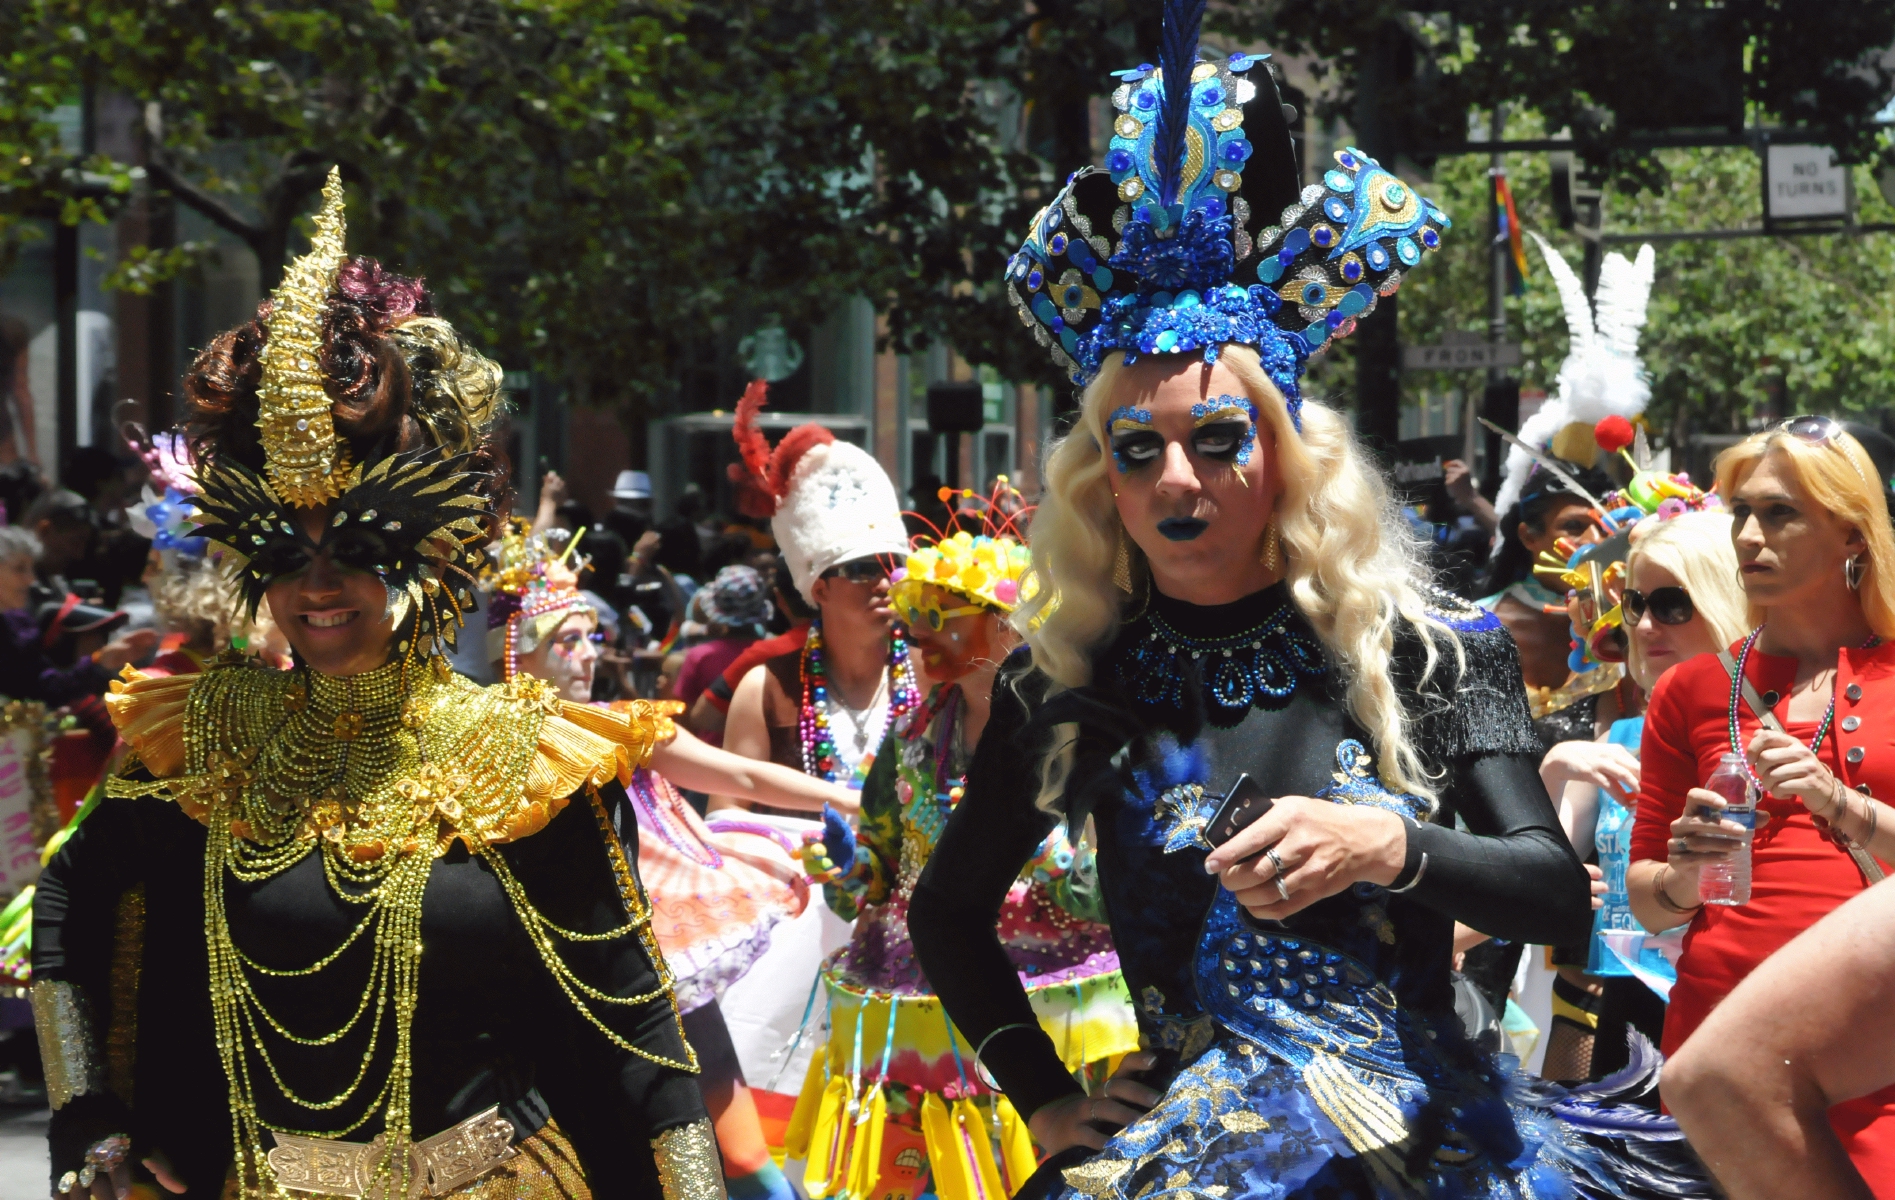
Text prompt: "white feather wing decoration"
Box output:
[[1494, 234, 1657, 523]]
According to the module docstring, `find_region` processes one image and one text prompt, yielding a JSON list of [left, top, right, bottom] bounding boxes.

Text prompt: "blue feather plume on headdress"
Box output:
[[1153, 0, 1209, 211]]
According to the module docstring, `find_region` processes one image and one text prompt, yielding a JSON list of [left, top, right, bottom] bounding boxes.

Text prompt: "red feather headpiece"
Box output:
[[726, 380, 835, 518]]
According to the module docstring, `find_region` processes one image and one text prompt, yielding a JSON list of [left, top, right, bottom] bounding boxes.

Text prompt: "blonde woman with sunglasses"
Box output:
[[1625, 418, 1895, 1190]]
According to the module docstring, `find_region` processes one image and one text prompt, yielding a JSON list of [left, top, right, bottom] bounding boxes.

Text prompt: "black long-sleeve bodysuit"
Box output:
[[32, 779, 705, 1198], [909, 584, 1593, 1123]]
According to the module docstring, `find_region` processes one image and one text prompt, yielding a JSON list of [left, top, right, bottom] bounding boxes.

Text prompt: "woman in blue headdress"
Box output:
[[905, 7, 1714, 1197]]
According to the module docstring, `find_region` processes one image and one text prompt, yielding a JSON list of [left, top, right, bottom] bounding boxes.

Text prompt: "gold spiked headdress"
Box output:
[[257, 166, 352, 507], [185, 164, 508, 658]]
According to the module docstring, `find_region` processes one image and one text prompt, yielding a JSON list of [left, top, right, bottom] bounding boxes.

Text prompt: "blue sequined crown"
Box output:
[[1005, 48, 1450, 427]]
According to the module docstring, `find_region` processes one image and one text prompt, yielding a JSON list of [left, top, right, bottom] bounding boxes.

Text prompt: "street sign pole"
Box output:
[[1483, 105, 1516, 497]]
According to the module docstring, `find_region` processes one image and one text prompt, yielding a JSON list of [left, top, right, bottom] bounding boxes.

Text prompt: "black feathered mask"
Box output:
[[188, 448, 491, 652]]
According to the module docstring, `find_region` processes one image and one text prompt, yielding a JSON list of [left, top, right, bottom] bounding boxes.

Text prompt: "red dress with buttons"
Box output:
[[1633, 639, 1895, 1183]]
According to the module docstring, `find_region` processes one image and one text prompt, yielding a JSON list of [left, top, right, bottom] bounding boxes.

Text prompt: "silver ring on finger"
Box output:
[[1275, 875, 1292, 903], [1265, 847, 1285, 880]]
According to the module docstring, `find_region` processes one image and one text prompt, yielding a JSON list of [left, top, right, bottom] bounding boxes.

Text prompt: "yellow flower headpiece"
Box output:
[[257, 166, 352, 508], [891, 530, 1031, 628]]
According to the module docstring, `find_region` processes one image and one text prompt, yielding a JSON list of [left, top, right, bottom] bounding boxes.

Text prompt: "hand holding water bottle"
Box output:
[[1664, 756, 1773, 908]]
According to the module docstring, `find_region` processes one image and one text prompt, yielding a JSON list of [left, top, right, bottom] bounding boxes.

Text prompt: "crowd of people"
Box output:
[[11, 8, 1895, 1200]]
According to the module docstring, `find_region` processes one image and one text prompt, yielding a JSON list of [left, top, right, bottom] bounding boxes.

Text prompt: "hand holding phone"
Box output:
[[1205, 774, 1275, 851]]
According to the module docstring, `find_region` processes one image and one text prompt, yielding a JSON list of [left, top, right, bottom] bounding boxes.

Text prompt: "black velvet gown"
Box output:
[[909, 583, 1711, 1199], [33, 777, 705, 1199]]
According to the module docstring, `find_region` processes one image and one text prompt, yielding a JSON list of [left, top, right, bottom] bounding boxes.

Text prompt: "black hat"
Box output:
[[38, 593, 128, 646]]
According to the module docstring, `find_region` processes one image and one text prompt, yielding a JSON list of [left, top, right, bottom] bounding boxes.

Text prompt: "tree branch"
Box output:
[[144, 153, 265, 252]]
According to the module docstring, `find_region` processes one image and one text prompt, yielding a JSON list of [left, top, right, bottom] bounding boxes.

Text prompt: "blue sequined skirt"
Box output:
[[1049, 893, 1709, 1200]]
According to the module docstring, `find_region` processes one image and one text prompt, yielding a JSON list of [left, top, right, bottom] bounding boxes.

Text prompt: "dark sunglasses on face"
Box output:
[[1621, 586, 1694, 627], [822, 558, 890, 584]]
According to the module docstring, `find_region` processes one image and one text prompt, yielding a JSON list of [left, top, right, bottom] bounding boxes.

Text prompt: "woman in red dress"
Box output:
[[1629, 417, 1895, 1187]]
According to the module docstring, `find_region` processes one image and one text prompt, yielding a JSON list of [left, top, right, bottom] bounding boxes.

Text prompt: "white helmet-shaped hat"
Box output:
[[729, 381, 909, 603]]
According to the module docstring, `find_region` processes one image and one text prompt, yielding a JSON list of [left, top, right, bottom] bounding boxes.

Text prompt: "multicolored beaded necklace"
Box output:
[[1726, 626, 1879, 791], [797, 619, 920, 788]]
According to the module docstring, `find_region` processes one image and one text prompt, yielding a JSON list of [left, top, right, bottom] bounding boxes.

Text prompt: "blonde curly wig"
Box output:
[[149, 554, 245, 649], [1015, 344, 1463, 803]]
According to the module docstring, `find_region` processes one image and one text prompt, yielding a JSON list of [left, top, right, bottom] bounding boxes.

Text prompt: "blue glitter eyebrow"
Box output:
[[1191, 395, 1259, 466]]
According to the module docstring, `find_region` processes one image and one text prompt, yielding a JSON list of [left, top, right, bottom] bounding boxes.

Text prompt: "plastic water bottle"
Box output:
[[1697, 752, 1758, 906]]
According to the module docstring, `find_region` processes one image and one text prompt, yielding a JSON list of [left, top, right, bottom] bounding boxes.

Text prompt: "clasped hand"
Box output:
[[1026, 1051, 1163, 1154], [1748, 729, 1839, 814], [1200, 795, 1407, 921]]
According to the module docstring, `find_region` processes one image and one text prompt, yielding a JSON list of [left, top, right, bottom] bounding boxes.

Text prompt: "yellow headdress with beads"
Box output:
[[256, 166, 352, 507]]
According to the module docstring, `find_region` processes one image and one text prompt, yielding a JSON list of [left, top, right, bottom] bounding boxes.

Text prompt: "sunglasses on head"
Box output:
[[1781, 415, 1845, 445], [822, 558, 890, 585], [1778, 415, 1870, 487], [1621, 586, 1695, 627]]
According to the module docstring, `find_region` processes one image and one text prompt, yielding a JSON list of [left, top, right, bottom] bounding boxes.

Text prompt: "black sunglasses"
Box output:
[[1621, 586, 1695, 627], [821, 558, 890, 584]]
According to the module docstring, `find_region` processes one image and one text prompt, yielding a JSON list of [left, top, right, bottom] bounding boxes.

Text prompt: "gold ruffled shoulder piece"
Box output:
[[522, 692, 683, 821], [103, 665, 201, 778]]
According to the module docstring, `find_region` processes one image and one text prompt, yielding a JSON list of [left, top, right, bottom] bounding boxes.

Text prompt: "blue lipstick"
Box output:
[[1156, 517, 1209, 542]]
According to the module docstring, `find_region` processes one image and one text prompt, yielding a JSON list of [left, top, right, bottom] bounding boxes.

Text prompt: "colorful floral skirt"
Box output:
[[630, 770, 807, 1014]]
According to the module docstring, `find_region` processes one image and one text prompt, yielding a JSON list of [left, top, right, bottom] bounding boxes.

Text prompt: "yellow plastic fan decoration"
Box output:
[[804, 1073, 856, 1199], [844, 1082, 887, 1199], [995, 1094, 1037, 1194], [782, 1052, 828, 1161]]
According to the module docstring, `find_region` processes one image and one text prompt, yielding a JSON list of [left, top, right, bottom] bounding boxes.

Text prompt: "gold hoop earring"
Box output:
[[1259, 521, 1281, 573], [1114, 528, 1135, 594]]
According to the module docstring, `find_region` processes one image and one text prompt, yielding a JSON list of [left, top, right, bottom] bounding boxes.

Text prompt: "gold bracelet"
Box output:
[[1651, 864, 1702, 916], [651, 1119, 723, 1200], [30, 980, 104, 1110]]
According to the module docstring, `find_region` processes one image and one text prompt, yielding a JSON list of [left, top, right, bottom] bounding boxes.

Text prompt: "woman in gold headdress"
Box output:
[[31, 170, 846, 1200]]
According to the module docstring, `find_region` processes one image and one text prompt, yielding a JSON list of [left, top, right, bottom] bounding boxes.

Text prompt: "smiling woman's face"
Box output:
[[264, 505, 400, 676], [1106, 355, 1280, 603]]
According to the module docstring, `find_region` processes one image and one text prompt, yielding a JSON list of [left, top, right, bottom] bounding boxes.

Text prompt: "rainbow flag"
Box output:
[[1494, 173, 1529, 295]]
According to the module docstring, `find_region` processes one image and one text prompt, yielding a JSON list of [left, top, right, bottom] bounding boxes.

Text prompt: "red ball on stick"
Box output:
[[1594, 415, 1635, 455]]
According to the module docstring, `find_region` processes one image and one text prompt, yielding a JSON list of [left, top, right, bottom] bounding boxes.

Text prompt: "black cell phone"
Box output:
[[1204, 773, 1275, 850]]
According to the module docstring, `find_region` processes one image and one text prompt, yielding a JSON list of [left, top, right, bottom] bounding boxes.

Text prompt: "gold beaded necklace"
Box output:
[[111, 655, 695, 1199]]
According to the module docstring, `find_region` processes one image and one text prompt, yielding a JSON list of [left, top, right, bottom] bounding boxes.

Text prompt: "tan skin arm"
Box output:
[[1664, 878, 1895, 1199], [648, 723, 855, 818], [707, 664, 772, 813]]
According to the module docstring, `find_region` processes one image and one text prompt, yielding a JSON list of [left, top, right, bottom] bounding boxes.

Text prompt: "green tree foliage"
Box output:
[[1243, 1, 1895, 191], [1, 0, 1891, 420], [1398, 136, 1895, 441]]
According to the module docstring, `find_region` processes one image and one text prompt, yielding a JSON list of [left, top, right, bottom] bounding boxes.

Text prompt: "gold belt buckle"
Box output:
[[268, 1108, 517, 1199], [410, 1108, 518, 1196]]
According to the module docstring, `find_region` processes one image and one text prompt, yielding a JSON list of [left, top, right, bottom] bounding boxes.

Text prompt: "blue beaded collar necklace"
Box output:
[[1117, 599, 1327, 717]]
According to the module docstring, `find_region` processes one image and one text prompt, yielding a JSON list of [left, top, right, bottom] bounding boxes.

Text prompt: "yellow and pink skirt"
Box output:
[[784, 965, 1137, 1200]]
